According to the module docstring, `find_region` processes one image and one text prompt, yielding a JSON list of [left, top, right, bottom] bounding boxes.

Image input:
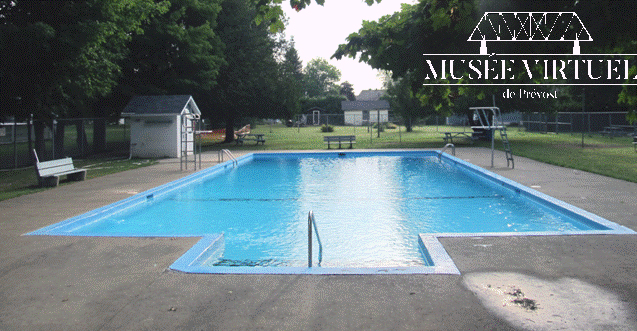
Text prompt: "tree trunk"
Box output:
[[223, 117, 235, 143]]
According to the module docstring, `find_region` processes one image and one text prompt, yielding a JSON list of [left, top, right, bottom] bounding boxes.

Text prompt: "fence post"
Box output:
[[544, 113, 548, 133], [52, 119, 56, 159], [13, 122, 18, 169], [80, 119, 85, 156], [375, 110, 380, 138], [581, 88, 585, 148], [28, 114, 33, 165]]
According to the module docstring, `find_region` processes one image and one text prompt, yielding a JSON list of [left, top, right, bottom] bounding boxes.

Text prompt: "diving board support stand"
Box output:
[[470, 106, 514, 169], [180, 113, 201, 171]]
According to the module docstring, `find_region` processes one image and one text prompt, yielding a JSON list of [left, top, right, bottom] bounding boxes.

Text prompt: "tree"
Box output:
[[102, 0, 224, 116], [0, 0, 168, 156], [206, 0, 282, 143], [303, 58, 341, 97], [276, 39, 305, 120], [0, 0, 168, 120], [383, 72, 433, 132], [340, 81, 356, 101], [333, 0, 637, 117], [252, 0, 383, 32]]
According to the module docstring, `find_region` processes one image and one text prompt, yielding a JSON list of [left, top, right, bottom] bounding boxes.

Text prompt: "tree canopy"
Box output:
[[276, 39, 305, 119], [333, 0, 637, 121], [1, 0, 373, 125], [340, 81, 356, 101], [205, 0, 284, 142], [252, 0, 382, 32], [98, 0, 225, 117], [303, 57, 342, 98], [0, 0, 169, 119]]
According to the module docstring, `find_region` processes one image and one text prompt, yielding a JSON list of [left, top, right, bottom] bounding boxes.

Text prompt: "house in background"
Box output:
[[341, 89, 390, 126], [121, 95, 200, 158]]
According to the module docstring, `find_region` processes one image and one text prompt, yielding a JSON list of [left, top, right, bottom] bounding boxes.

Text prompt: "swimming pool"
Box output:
[[27, 151, 635, 274]]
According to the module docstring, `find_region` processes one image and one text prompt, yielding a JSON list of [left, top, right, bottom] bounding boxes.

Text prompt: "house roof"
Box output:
[[121, 95, 201, 117], [356, 89, 386, 101], [341, 100, 390, 111]]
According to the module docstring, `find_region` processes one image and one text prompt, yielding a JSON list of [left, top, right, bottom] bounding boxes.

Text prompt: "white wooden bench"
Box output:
[[324, 135, 356, 149], [33, 149, 87, 187]]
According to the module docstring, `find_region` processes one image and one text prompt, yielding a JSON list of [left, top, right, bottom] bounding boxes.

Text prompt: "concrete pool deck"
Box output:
[[1, 148, 635, 330]]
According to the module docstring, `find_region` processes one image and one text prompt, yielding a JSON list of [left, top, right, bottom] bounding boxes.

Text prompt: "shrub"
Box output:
[[320, 124, 334, 132], [371, 123, 397, 131]]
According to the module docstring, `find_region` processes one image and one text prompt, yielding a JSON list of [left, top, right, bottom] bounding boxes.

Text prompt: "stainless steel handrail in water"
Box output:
[[218, 149, 237, 167], [439, 143, 455, 161], [308, 211, 323, 267]]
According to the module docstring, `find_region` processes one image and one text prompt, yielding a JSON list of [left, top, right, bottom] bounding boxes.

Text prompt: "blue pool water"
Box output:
[[28, 151, 633, 272]]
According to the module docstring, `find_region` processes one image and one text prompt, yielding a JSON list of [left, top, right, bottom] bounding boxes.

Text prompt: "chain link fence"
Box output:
[[1, 118, 130, 170], [522, 112, 636, 136]]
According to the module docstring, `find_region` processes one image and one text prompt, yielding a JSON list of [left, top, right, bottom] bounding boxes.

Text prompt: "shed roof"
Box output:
[[341, 100, 390, 111], [121, 95, 201, 117]]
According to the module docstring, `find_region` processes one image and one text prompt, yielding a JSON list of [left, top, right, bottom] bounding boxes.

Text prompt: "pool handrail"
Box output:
[[218, 149, 238, 167], [308, 211, 323, 267], [439, 143, 455, 161]]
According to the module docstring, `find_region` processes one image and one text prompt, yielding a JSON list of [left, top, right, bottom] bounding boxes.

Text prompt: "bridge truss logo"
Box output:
[[422, 12, 637, 87]]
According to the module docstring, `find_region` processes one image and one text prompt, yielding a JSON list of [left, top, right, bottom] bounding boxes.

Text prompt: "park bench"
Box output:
[[236, 133, 265, 145], [324, 135, 356, 149], [601, 125, 636, 138], [633, 134, 637, 152], [33, 149, 87, 187]]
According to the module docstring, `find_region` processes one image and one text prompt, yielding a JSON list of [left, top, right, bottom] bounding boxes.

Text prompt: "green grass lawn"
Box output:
[[1, 123, 635, 202], [0, 158, 157, 201], [505, 129, 637, 182], [210, 124, 458, 150], [207, 123, 637, 183]]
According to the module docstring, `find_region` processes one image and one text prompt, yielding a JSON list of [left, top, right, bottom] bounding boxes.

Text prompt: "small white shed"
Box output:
[[121, 95, 201, 158], [341, 100, 390, 126], [341, 89, 390, 126]]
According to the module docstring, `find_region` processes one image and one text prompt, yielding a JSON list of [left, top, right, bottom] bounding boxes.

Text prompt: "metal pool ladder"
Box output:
[[439, 143, 455, 161], [218, 149, 237, 167], [308, 211, 323, 267]]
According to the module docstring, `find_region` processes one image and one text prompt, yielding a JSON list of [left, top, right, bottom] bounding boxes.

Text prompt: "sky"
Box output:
[[281, 0, 417, 95]]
